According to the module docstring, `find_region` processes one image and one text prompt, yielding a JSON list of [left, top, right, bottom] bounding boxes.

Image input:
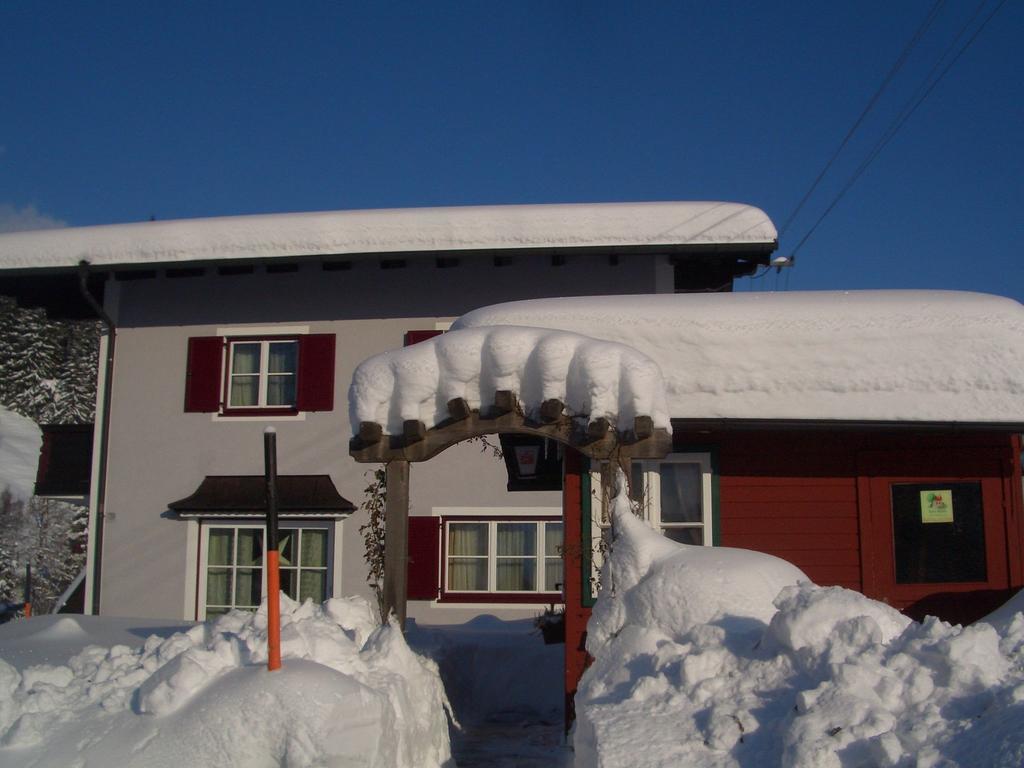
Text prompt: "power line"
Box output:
[[778, 0, 946, 237], [789, 0, 1007, 260]]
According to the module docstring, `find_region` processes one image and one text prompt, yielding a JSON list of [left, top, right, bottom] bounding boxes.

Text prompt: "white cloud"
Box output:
[[0, 203, 67, 233]]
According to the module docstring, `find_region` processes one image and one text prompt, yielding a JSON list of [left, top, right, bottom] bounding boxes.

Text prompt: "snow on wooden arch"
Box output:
[[347, 327, 675, 628]]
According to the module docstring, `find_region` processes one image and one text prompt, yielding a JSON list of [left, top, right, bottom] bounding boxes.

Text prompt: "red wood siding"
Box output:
[[672, 428, 1021, 618]]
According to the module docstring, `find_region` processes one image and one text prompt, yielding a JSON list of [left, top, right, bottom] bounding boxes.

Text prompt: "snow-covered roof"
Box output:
[[350, 290, 1024, 432], [0, 201, 776, 271]]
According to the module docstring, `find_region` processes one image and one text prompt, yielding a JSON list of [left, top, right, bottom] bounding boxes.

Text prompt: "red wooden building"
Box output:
[[348, 289, 1024, 717]]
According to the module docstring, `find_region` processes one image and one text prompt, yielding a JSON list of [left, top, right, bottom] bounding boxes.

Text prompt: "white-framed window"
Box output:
[[593, 453, 714, 545], [199, 523, 332, 618], [227, 339, 299, 409], [444, 519, 563, 595], [633, 453, 714, 545]]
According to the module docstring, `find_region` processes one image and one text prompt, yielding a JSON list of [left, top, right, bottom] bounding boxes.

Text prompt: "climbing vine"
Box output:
[[358, 467, 387, 623]]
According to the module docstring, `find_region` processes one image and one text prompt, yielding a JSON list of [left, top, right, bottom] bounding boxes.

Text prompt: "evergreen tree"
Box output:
[[0, 295, 100, 615]]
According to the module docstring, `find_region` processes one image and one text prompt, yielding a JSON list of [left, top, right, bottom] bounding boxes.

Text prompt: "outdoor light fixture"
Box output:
[[500, 435, 563, 491], [513, 445, 540, 477]]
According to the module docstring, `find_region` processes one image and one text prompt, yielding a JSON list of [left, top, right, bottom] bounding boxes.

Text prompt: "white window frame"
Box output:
[[636, 453, 714, 546], [197, 521, 334, 620], [443, 518, 564, 596], [226, 338, 299, 410], [591, 452, 713, 544]]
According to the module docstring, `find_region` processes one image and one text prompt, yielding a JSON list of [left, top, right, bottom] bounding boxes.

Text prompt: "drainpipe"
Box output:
[[78, 261, 115, 615]]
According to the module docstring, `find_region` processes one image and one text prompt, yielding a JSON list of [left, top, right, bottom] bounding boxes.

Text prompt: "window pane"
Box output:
[[208, 529, 234, 566], [300, 570, 326, 602], [235, 568, 262, 607], [448, 558, 487, 590], [230, 376, 258, 407], [268, 342, 297, 374], [660, 463, 702, 523], [630, 462, 645, 505], [892, 483, 986, 583], [545, 559, 563, 592], [664, 527, 703, 545], [266, 375, 296, 407], [232, 343, 261, 374], [279, 530, 295, 566], [496, 558, 535, 591], [544, 523, 563, 557], [237, 529, 263, 566], [205, 606, 230, 618], [449, 523, 488, 556], [497, 523, 536, 556], [206, 567, 231, 606], [300, 530, 328, 567], [280, 568, 297, 600]]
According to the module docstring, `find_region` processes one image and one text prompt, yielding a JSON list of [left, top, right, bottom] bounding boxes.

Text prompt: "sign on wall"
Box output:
[[919, 489, 954, 524]]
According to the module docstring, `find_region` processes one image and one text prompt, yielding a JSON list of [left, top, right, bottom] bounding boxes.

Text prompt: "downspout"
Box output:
[[78, 260, 115, 615]]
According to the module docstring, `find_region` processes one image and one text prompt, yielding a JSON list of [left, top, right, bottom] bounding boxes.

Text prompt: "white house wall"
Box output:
[[99, 253, 659, 621]]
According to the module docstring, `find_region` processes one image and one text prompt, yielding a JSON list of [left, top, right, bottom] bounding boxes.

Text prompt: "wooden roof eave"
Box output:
[[349, 392, 673, 464]]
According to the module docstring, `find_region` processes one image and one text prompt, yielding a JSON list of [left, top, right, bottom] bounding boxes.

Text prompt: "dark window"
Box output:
[[891, 482, 987, 584]]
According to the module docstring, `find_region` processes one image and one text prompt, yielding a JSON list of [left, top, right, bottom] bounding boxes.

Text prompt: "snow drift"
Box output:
[[0, 595, 452, 768], [575, 479, 1024, 767], [0, 406, 41, 502]]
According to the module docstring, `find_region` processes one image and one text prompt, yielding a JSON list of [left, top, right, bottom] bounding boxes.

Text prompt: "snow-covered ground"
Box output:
[[575, 479, 1024, 767], [2, 485, 1023, 767], [0, 596, 451, 767]]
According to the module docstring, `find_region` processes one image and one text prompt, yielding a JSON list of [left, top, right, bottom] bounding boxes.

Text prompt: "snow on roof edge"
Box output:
[[0, 201, 777, 271], [450, 290, 1024, 426]]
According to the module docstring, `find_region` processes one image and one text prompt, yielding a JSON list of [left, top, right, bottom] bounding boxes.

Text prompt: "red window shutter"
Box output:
[[296, 334, 336, 412], [407, 516, 441, 600], [404, 330, 443, 346], [184, 336, 224, 412]]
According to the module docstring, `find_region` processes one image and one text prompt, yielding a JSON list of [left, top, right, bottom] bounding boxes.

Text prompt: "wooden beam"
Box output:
[[382, 460, 411, 631], [403, 419, 426, 444], [447, 397, 472, 421], [540, 399, 564, 423], [492, 390, 517, 416], [587, 417, 610, 440], [358, 421, 383, 445]]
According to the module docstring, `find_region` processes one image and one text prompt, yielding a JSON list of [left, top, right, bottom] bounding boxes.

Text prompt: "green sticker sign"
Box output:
[[920, 490, 954, 524]]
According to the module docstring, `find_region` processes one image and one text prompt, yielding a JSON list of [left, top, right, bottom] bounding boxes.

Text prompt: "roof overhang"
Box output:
[[167, 475, 355, 519]]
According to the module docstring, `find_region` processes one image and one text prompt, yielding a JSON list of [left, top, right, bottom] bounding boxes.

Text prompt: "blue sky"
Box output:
[[1, 1, 1020, 300]]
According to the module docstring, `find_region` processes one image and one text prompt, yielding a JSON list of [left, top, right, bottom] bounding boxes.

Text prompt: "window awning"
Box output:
[[168, 475, 355, 519]]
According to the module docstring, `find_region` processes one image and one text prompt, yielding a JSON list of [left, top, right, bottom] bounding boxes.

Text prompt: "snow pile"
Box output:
[[0, 596, 452, 768], [0, 201, 776, 270], [575, 480, 1024, 767], [0, 406, 41, 501], [454, 290, 1024, 424], [350, 325, 670, 435]]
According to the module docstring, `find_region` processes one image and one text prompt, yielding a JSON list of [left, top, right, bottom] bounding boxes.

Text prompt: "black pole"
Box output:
[[264, 428, 279, 551]]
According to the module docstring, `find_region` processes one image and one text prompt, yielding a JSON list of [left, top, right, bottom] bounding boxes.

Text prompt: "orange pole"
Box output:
[[264, 428, 282, 671], [23, 565, 31, 618], [266, 549, 281, 671]]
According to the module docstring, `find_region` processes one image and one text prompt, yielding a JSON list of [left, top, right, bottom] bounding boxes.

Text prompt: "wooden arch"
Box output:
[[349, 390, 672, 627]]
